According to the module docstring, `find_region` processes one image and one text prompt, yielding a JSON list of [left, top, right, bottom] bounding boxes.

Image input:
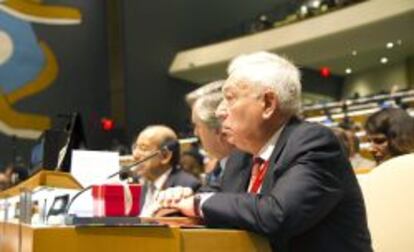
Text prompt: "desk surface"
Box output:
[[0, 222, 271, 252], [0, 172, 271, 251]]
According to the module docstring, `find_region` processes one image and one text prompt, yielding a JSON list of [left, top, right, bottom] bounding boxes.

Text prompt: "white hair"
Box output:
[[193, 92, 223, 129], [227, 51, 302, 115], [185, 80, 224, 107]]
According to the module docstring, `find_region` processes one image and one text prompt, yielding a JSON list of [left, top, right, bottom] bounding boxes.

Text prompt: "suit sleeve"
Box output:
[[168, 169, 202, 192], [182, 172, 202, 192], [202, 126, 347, 238]]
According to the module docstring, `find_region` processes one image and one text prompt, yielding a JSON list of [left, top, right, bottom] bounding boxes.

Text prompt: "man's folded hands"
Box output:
[[154, 186, 197, 217]]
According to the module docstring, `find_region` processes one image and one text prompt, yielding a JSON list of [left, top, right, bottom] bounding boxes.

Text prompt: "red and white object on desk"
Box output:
[[92, 184, 142, 217]]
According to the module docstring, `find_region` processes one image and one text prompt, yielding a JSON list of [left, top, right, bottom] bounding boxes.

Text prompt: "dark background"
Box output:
[[122, 0, 343, 136], [0, 0, 343, 170]]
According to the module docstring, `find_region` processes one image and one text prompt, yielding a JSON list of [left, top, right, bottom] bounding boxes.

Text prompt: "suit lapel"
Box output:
[[234, 158, 252, 192], [261, 117, 301, 193], [161, 166, 177, 190], [222, 151, 252, 192]]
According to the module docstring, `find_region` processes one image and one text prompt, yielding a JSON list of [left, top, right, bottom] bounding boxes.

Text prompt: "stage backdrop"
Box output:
[[0, 0, 110, 168]]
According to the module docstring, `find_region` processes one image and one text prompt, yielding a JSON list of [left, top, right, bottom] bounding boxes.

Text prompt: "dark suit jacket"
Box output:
[[198, 150, 252, 193], [201, 118, 372, 252], [140, 166, 201, 208]]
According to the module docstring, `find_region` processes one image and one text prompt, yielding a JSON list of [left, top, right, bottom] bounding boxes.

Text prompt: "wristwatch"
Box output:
[[193, 194, 202, 217]]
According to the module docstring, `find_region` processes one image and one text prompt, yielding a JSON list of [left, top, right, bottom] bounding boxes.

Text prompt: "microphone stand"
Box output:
[[64, 149, 162, 217]]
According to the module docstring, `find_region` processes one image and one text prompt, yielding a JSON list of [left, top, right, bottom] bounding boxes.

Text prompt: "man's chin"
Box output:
[[137, 168, 149, 178], [223, 133, 235, 145]]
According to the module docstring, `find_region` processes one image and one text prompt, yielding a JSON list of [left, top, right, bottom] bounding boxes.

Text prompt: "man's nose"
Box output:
[[132, 148, 141, 160]]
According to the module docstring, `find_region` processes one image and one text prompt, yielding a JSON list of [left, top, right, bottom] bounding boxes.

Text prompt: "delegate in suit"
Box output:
[[158, 52, 372, 252], [131, 125, 200, 217]]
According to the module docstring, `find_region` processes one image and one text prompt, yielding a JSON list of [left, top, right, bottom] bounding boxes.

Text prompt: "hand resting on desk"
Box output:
[[154, 186, 197, 217]]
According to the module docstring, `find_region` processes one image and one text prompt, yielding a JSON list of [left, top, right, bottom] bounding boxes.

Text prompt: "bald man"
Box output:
[[131, 125, 200, 217]]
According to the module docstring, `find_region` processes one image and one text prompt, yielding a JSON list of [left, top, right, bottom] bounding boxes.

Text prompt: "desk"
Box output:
[[0, 171, 271, 251], [0, 222, 271, 252], [0, 171, 82, 198]]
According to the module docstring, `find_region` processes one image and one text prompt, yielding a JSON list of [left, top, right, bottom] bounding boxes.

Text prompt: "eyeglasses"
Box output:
[[131, 143, 156, 155]]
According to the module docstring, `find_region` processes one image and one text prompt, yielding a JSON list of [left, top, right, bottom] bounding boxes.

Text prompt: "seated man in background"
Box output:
[[191, 91, 234, 187], [182, 82, 251, 192], [364, 107, 414, 165], [131, 125, 200, 217], [192, 91, 252, 192], [158, 51, 372, 252]]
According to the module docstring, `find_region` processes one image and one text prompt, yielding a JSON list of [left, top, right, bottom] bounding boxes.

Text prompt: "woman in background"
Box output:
[[364, 108, 414, 165]]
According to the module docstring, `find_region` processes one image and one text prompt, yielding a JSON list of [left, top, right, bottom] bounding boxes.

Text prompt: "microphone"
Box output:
[[119, 137, 192, 180], [108, 139, 179, 180], [118, 139, 182, 181], [64, 139, 179, 217]]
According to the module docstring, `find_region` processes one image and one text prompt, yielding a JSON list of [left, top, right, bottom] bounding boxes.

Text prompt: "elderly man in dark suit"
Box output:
[[159, 52, 372, 252], [131, 125, 200, 217]]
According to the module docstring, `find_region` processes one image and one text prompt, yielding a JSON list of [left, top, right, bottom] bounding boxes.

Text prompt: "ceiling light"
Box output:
[[396, 39, 402, 45], [351, 50, 357, 56], [345, 68, 352, 74], [386, 42, 394, 49], [380, 57, 388, 64]]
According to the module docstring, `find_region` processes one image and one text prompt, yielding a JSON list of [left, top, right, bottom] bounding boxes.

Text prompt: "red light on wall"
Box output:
[[320, 67, 331, 78], [101, 117, 115, 131]]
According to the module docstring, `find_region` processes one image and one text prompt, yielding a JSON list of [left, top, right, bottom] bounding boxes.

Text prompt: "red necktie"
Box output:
[[248, 157, 269, 193]]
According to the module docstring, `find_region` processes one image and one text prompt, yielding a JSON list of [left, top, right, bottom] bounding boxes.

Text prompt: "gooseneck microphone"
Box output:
[[64, 139, 179, 216]]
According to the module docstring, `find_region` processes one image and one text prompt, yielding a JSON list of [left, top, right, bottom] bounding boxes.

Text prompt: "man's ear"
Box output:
[[159, 150, 173, 165], [262, 90, 278, 119]]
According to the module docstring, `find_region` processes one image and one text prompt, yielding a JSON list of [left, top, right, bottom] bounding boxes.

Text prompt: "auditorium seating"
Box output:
[[304, 88, 414, 161]]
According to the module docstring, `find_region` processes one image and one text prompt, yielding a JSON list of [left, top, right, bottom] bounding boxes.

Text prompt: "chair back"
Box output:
[[357, 154, 414, 252]]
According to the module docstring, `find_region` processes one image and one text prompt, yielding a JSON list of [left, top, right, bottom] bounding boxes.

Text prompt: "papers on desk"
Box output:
[[69, 150, 122, 217], [70, 150, 121, 188]]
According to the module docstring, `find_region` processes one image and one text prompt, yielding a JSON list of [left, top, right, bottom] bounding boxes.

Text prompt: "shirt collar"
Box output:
[[219, 157, 228, 171], [256, 124, 286, 161], [141, 167, 172, 190]]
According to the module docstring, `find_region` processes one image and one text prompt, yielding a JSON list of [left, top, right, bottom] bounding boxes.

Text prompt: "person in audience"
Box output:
[[179, 149, 204, 179], [131, 125, 200, 217], [0, 166, 12, 191], [158, 51, 372, 252], [364, 107, 414, 165], [332, 127, 375, 171], [346, 130, 376, 170]]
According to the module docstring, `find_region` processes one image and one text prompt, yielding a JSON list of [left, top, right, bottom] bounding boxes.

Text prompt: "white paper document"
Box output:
[[70, 150, 121, 188]]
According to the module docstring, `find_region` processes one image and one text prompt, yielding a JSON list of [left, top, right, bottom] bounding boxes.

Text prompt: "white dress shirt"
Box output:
[[139, 168, 172, 217]]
